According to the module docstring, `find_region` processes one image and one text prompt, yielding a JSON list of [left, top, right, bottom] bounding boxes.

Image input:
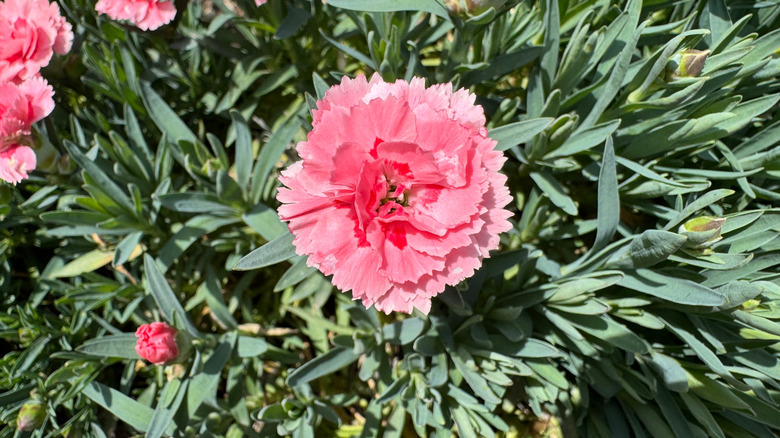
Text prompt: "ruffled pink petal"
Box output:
[[298, 203, 393, 301], [0, 144, 35, 184], [96, 0, 175, 30], [52, 15, 73, 54], [0, 76, 54, 138], [133, 0, 176, 31], [367, 221, 445, 284], [255, 0, 268, 5], [16, 75, 55, 125], [0, 0, 69, 82]]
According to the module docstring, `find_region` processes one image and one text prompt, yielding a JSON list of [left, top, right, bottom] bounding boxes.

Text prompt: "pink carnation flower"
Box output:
[[0, 76, 53, 185], [135, 322, 180, 365], [0, 75, 55, 139], [0, 143, 35, 184], [95, 0, 176, 31], [277, 74, 513, 314], [0, 0, 73, 83], [255, 0, 267, 5]]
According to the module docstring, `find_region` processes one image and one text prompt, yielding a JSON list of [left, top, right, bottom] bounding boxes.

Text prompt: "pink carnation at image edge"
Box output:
[[0, 0, 73, 82], [0, 75, 56, 185], [95, 0, 177, 31], [0, 144, 36, 185], [277, 74, 513, 315]]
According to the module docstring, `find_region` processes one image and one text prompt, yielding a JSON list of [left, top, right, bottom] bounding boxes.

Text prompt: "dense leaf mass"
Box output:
[[2, 0, 780, 437]]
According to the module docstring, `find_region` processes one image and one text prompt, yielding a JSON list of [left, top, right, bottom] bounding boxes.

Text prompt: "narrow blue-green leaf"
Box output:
[[566, 314, 649, 353], [376, 375, 411, 404], [63, 141, 135, 214], [703, 0, 732, 45], [664, 189, 735, 230], [286, 347, 361, 387], [606, 230, 687, 269], [664, 318, 745, 390], [320, 32, 377, 70], [545, 120, 620, 158], [230, 111, 252, 193], [274, 257, 317, 291], [81, 381, 174, 434], [147, 379, 189, 438], [252, 116, 302, 202], [530, 171, 578, 215], [234, 232, 297, 270], [274, 6, 312, 39], [237, 336, 270, 358], [592, 136, 618, 254], [114, 231, 143, 267], [0, 384, 37, 407], [326, 0, 450, 19], [11, 335, 51, 377], [462, 47, 546, 85], [312, 72, 329, 100], [490, 118, 553, 151], [451, 355, 501, 403], [156, 193, 236, 215], [139, 81, 197, 146], [186, 334, 236, 414], [619, 269, 724, 306], [679, 392, 725, 438], [76, 334, 140, 360], [144, 254, 199, 336], [202, 266, 238, 329], [158, 216, 239, 270], [509, 339, 560, 358], [578, 22, 645, 130], [381, 318, 425, 345], [648, 352, 688, 392], [242, 203, 289, 241], [540, 0, 560, 89], [615, 157, 688, 188], [715, 281, 764, 310]]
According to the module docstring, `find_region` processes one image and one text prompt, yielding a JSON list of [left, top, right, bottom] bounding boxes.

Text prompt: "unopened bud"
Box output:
[[667, 49, 710, 79], [742, 299, 761, 311], [17, 401, 45, 431], [679, 216, 725, 248], [18, 328, 37, 346], [58, 154, 76, 175], [34, 137, 61, 173], [165, 363, 187, 381], [446, 0, 507, 15]]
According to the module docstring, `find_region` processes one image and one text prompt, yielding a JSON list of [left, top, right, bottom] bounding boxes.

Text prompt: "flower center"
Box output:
[[376, 167, 412, 219]]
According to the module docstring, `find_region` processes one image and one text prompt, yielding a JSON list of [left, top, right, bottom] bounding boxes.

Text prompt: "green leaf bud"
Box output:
[[32, 133, 61, 173], [16, 401, 45, 431], [678, 216, 725, 248], [667, 49, 710, 79], [446, 0, 507, 15]]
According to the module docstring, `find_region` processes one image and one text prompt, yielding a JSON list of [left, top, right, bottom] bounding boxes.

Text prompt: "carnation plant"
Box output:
[[2, 0, 780, 437]]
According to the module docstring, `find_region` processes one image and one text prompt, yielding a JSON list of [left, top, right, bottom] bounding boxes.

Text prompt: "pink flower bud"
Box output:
[[135, 322, 180, 365], [17, 401, 45, 431]]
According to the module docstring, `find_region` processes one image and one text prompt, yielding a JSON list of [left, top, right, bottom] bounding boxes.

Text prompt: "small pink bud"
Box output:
[[17, 401, 45, 431], [135, 322, 181, 365]]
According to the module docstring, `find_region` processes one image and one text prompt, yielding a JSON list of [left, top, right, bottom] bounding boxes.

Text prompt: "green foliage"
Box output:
[[2, 0, 780, 437]]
